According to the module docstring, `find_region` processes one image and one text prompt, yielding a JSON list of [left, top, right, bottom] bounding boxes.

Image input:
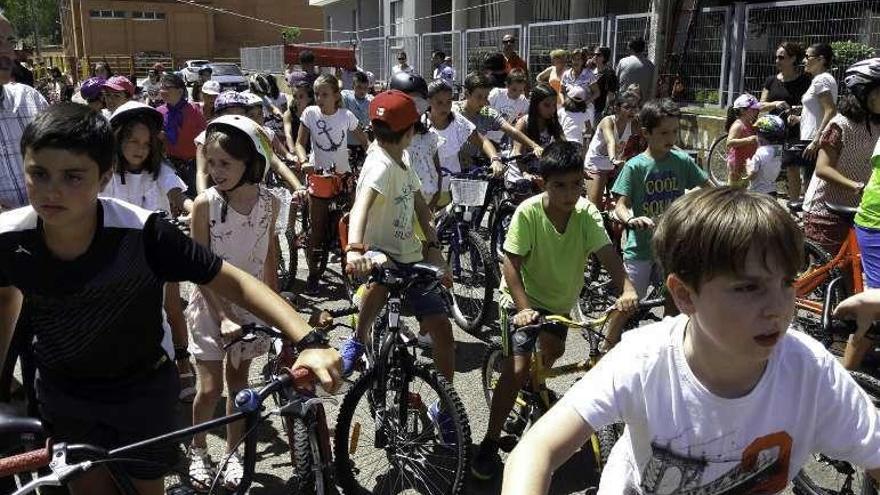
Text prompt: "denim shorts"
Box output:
[[856, 225, 880, 289]]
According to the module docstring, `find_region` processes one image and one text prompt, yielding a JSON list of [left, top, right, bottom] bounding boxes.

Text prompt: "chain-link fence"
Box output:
[[743, 0, 880, 97], [612, 14, 652, 64], [420, 31, 463, 84], [464, 25, 522, 75], [676, 8, 728, 105], [387, 35, 420, 79], [240, 45, 283, 73], [527, 18, 605, 83], [358, 37, 387, 84]]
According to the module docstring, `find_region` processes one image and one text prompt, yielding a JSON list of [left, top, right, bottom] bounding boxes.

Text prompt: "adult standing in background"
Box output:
[[392, 51, 415, 76], [592, 46, 618, 123], [0, 13, 49, 210], [502, 33, 528, 78], [157, 73, 206, 199], [616, 37, 655, 101], [433, 51, 456, 89], [760, 41, 811, 201]]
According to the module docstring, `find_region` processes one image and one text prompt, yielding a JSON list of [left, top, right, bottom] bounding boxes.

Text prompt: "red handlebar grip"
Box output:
[[289, 367, 316, 390], [0, 440, 51, 477]]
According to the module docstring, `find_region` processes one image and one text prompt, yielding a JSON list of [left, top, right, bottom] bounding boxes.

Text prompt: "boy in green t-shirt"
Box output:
[[609, 99, 710, 344], [471, 140, 638, 480]]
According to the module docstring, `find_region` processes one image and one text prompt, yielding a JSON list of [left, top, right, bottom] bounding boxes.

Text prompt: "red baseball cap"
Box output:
[[369, 90, 419, 132], [103, 76, 134, 97]]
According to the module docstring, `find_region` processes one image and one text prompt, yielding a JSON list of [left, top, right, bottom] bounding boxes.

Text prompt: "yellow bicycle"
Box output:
[[480, 299, 663, 474]]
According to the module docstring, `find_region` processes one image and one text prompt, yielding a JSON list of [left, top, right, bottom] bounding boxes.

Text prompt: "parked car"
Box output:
[[209, 63, 248, 92], [179, 59, 211, 84]]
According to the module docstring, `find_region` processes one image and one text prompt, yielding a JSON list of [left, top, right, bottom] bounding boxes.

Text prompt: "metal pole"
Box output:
[[29, 0, 42, 58]]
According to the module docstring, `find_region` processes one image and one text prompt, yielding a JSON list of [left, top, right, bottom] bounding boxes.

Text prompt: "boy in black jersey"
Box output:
[[0, 103, 341, 495]]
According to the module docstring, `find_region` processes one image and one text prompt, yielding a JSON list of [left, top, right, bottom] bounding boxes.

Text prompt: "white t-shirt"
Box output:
[[101, 162, 187, 212], [355, 144, 424, 264], [560, 315, 880, 494], [801, 72, 838, 141], [558, 107, 591, 144], [408, 131, 441, 197], [747, 144, 783, 195], [430, 114, 476, 192], [487, 87, 529, 143], [391, 64, 415, 76], [300, 106, 360, 173]]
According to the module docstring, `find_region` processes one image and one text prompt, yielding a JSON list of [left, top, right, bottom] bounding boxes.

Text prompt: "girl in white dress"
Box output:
[[186, 115, 279, 491]]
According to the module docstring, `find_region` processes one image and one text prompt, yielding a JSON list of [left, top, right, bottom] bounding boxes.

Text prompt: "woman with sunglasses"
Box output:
[[760, 41, 811, 199], [391, 51, 415, 76]]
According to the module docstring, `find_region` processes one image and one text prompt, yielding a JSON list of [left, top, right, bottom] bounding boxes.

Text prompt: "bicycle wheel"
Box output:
[[793, 240, 846, 351], [793, 372, 879, 495], [480, 343, 542, 446], [705, 134, 729, 186], [594, 423, 624, 470], [447, 230, 495, 332], [489, 204, 516, 282], [334, 365, 471, 495], [580, 254, 617, 316], [284, 198, 310, 289]]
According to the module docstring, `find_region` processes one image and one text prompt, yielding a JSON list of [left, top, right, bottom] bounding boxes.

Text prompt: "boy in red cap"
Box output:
[[343, 90, 459, 442]]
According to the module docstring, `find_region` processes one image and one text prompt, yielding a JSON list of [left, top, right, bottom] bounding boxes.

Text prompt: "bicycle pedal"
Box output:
[[497, 435, 519, 453]]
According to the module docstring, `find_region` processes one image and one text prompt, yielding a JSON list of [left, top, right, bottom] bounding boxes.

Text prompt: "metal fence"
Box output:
[[526, 18, 605, 81], [387, 35, 420, 80], [612, 14, 652, 64], [464, 25, 523, 75], [420, 31, 464, 84], [240, 45, 283, 73], [742, 0, 880, 96], [358, 37, 387, 83], [677, 8, 728, 105]]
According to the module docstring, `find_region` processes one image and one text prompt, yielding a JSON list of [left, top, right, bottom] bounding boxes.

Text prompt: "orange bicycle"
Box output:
[[794, 203, 864, 350]]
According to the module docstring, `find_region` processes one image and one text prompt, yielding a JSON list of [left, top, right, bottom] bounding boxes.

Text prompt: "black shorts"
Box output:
[[500, 306, 567, 357], [36, 361, 180, 480]]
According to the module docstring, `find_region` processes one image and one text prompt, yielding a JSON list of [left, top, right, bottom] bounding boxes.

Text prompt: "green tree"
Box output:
[[281, 26, 301, 43], [0, 0, 62, 47]]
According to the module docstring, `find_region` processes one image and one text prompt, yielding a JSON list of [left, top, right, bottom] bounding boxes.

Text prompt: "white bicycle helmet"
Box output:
[[109, 101, 163, 129]]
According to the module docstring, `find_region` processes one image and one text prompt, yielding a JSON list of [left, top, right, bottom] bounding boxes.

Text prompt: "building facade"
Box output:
[[62, 0, 325, 59]]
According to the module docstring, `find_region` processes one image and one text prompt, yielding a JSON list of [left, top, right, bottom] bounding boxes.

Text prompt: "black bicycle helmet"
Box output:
[[844, 58, 880, 110], [389, 72, 428, 99], [249, 73, 274, 97]]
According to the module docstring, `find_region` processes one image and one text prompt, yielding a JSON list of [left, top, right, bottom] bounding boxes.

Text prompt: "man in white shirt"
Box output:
[[391, 51, 415, 76], [0, 13, 49, 210]]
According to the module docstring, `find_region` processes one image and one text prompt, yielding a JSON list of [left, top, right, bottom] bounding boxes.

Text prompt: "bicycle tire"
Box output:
[[284, 199, 310, 290], [580, 255, 617, 316], [792, 371, 880, 495], [705, 134, 729, 187], [794, 239, 846, 351], [595, 423, 624, 469], [489, 204, 516, 282], [481, 343, 504, 407], [447, 229, 495, 332], [285, 416, 315, 492], [334, 365, 471, 495]]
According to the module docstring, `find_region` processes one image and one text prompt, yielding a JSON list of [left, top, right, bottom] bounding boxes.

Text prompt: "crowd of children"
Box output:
[[6, 36, 880, 495]]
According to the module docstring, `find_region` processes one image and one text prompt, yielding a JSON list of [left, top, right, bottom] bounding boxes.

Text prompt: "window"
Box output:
[[389, 0, 402, 37], [90, 10, 126, 18], [132, 11, 166, 20]]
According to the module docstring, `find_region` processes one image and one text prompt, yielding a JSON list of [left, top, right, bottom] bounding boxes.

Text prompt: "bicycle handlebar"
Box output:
[[0, 440, 52, 478], [514, 297, 666, 333]]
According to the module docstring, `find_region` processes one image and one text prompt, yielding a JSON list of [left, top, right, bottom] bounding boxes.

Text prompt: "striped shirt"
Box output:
[[0, 83, 48, 209]]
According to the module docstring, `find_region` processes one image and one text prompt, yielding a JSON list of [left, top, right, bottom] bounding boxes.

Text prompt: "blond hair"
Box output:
[[549, 49, 569, 61], [652, 187, 803, 291], [313, 73, 343, 110]]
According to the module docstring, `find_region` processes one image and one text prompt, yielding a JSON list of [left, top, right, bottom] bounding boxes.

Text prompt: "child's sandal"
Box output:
[[187, 446, 215, 493], [222, 451, 245, 490]]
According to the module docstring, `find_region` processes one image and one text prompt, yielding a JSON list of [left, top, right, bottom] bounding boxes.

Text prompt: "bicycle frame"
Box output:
[[795, 225, 863, 315]]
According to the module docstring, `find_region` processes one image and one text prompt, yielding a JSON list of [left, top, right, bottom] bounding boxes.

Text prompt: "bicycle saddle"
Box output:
[[0, 405, 44, 438], [825, 202, 858, 225], [410, 262, 444, 279]]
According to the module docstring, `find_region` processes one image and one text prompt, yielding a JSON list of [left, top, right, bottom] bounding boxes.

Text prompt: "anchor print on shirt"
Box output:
[[314, 119, 345, 153]]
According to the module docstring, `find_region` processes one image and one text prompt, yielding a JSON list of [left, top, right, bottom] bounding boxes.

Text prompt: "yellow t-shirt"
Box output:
[[355, 144, 424, 264]]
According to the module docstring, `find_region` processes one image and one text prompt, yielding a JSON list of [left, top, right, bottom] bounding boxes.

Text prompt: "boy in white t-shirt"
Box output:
[[487, 69, 530, 147], [745, 114, 786, 196], [501, 187, 880, 494]]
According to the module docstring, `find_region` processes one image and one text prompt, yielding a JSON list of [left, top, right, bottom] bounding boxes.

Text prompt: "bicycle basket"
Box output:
[[450, 178, 489, 207]]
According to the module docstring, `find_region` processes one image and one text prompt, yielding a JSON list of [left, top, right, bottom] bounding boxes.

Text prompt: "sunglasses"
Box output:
[[775, 55, 788, 60], [503, 40, 516, 44], [398, 58, 406, 61]]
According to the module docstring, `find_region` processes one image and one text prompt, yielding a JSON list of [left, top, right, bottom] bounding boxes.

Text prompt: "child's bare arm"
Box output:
[[345, 186, 380, 277], [615, 194, 654, 230], [195, 144, 210, 194], [269, 153, 304, 191], [353, 127, 370, 148], [501, 404, 594, 495], [0, 286, 23, 375], [263, 197, 280, 292], [295, 124, 312, 171], [726, 120, 758, 149], [167, 188, 188, 216], [594, 244, 638, 311]]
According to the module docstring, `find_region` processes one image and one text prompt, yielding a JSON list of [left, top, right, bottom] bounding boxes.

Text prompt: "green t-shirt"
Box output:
[[500, 194, 611, 315], [611, 149, 708, 261], [856, 142, 880, 229]]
